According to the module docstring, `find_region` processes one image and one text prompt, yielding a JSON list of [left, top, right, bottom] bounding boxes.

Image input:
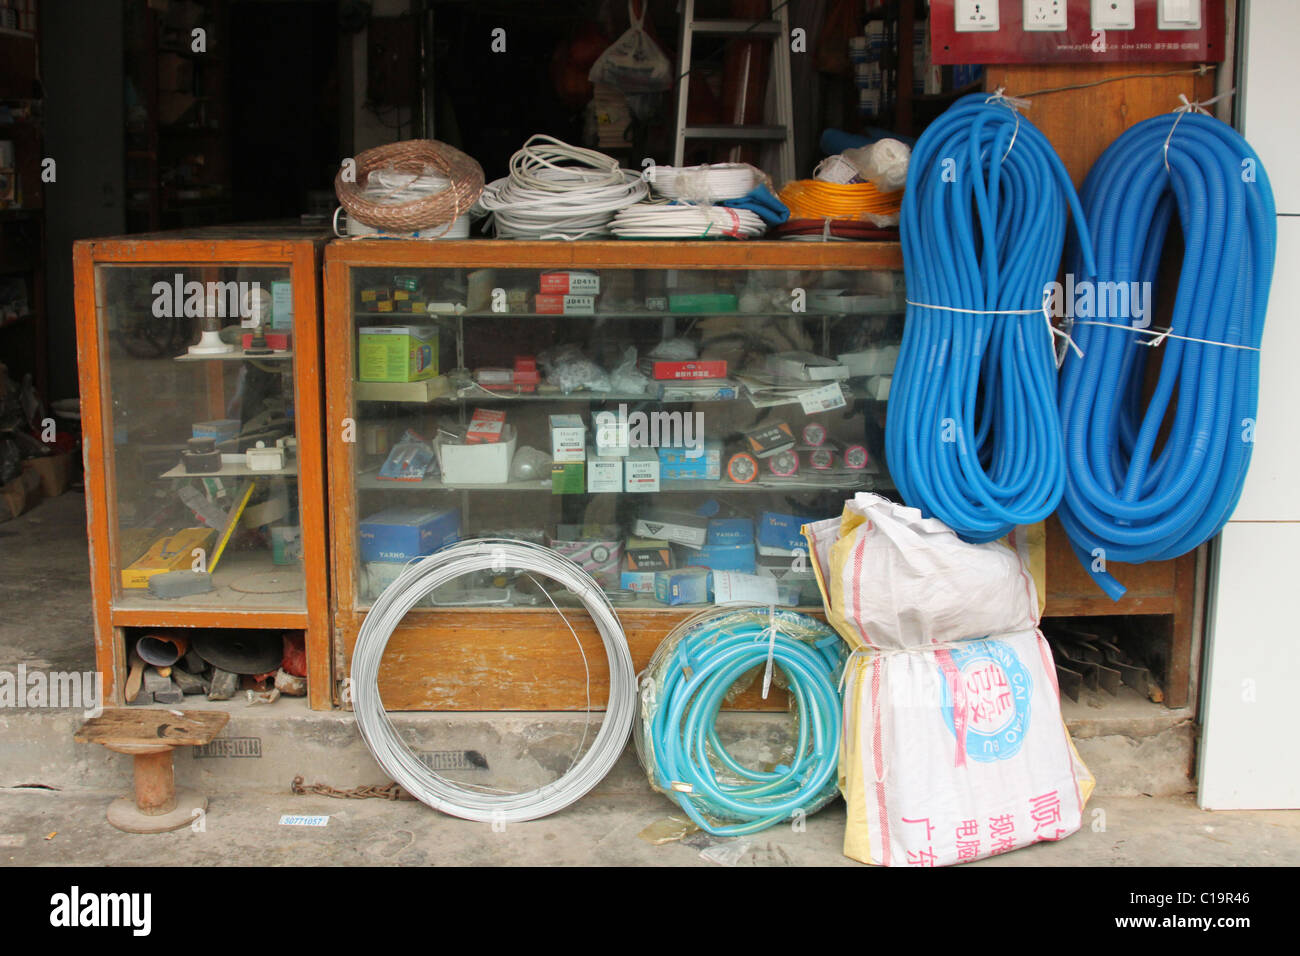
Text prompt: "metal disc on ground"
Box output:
[[192, 631, 282, 675]]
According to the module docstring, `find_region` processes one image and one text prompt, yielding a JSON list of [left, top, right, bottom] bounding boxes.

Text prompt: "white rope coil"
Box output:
[[650, 162, 760, 202], [477, 134, 648, 239], [351, 538, 637, 823], [610, 202, 765, 238]]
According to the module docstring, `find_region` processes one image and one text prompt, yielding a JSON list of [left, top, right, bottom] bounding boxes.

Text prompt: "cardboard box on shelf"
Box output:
[[358, 508, 460, 563], [121, 528, 217, 589], [358, 326, 439, 382]]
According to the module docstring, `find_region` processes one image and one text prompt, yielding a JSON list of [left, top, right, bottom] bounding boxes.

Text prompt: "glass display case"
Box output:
[[324, 240, 907, 711], [74, 228, 331, 708]]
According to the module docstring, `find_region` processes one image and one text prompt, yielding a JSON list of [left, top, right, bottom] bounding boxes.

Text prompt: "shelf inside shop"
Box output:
[[174, 349, 294, 363], [114, 550, 306, 613], [356, 468, 885, 493]]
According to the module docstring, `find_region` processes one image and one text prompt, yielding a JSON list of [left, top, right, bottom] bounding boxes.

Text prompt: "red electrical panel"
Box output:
[[930, 0, 1226, 65]]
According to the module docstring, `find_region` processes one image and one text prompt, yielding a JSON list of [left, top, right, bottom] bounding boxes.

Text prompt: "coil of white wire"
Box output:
[[610, 202, 766, 239], [477, 134, 647, 239], [649, 162, 760, 202], [351, 538, 637, 823]]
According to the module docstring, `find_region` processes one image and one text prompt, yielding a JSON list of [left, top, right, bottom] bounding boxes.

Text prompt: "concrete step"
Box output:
[[1, 689, 1194, 799]]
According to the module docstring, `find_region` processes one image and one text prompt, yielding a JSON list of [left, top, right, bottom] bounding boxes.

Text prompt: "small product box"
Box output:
[[358, 325, 439, 382], [121, 528, 217, 589], [655, 568, 712, 606], [707, 518, 755, 545], [359, 507, 460, 563], [549, 414, 586, 462], [271, 526, 303, 565], [622, 538, 671, 594], [539, 271, 600, 295], [745, 422, 796, 458], [765, 351, 850, 382], [658, 440, 722, 481], [624, 446, 660, 492], [634, 509, 709, 549], [241, 331, 291, 351], [585, 448, 623, 493], [592, 410, 629, 457], [690, 541, 757, 574], [551, 461, 585, 495], [548, 525, 622, 588], [437, 427, 517, 484], [534, 293, 596, 315], [467, 408, 507, 444], [641, 359, 728, 381], [758, 512, 815, 553], [271, 280, 294, 330], [192, 419, 240, 443], [657, 379, 738, 402]]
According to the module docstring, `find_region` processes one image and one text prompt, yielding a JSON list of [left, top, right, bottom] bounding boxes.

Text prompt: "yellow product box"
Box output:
[[358, 325, 439, 382], [121, 528, 217, 589]]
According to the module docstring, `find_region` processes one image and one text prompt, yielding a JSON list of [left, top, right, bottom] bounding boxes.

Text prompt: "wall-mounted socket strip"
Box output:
[[1091, 0, 1136, 30], [1025, 0, 1069, 32], [1157, 0, 1201, 30], [954, 0, 1000, 32]]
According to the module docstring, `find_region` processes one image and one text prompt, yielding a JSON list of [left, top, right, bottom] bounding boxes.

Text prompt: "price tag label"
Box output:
[[799, 382, 847, 415]]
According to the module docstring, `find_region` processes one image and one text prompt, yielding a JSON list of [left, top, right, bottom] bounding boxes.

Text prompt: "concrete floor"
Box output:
[[3, 492, 1299, 867]]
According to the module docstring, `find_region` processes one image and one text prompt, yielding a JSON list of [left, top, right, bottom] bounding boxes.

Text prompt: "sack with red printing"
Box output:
[[838, 628, 1094, 866]]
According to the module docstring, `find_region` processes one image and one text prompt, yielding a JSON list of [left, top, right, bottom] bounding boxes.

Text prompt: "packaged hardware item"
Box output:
[[359, 507, 460, 563], [668, 292, 737, 313], [192, 419, 239, 443], [475, 356, 541, 393], [707, 518, 754, 545], [377, 431, 437, 481], [241, 331, 291, 351], [634, 509, 708, 548], [745, 422, 796, 458], [656, 379, 738, 401], [549, 414, 586, 462], [759, 511, 817, 553], [534, 293, 596, 315], [585, 448, 623, 492], [726, 451, 759, 484], [270, 280, 293, 329], [641, 359, 728, 381], [622, 537, 672, 593], [437, 426, 517, 484], [358, 325, 439, 382], [657, 440, 722, 481], [624, 446, 660, 492], [467, 408, 507, 444], [655, 567, 712, 605], [592, 410, 630, 456], [121, 528, 218, 589], [690, 541, 757, 573], [549, 526, 622, 588], [271, 525, 302, 564], [765, 351, 851, 382], [551, 461, 585, 495], [540, 271, 600, 295], [712, 570, 800, 606]]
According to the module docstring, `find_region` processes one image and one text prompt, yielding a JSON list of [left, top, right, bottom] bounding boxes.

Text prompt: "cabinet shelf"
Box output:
[[174, 348, 294, 363], [356, 468, 884, 493]]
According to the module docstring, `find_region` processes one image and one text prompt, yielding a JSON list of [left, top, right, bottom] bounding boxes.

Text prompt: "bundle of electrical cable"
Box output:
[[777, 178, 903, 224], [609, 201, 766, 238], [649, 162, 761, 202], [351, 539, 636, 823], [476, 135, 647, 240], [1056, 108, 1275, 600], [635, 605, 845, 836], [884, 93, 1097, 543]]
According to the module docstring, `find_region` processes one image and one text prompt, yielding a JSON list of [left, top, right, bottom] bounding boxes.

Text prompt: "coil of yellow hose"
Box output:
[[777, 179, 903, 221]]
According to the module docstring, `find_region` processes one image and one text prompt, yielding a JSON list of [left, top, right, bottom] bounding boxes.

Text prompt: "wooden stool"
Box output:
[[75, 708, 230, 833]]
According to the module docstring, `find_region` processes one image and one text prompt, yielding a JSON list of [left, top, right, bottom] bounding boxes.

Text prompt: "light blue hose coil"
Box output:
[[638, 608, 844, 837], [886, 94, 1097, 542], [1057, 111, 1276, 600]]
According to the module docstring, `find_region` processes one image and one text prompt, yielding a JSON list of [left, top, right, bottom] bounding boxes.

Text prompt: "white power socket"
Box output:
[[1158, 0, 1201, 30], [1024, 0, 1068, 32], [1091, 0, 1135, 30], [954, 0, 1001, 33]]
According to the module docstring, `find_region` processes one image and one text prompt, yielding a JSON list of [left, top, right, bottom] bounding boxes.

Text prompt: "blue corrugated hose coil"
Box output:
[[1057, 111, 1276, 600], [887, 94, 1097, 543]]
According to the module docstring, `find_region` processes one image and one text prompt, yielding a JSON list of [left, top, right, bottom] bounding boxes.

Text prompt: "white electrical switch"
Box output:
[[1158, 0, 1201, 30], [1024, 0, 1069, 32], [1091, 0, 1135, 30], [955, 0, 1000, 32]]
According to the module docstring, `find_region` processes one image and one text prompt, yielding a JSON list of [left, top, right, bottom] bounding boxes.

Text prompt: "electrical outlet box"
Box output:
[[954, 0, 1000, 32], [1157, 0, 1201, 30], [1092, 0, 1136, 30], [1025, 0, 1069, 32]]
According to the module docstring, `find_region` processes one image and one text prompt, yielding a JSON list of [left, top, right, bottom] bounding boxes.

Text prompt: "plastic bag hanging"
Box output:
[[588, 1, 672, 93]]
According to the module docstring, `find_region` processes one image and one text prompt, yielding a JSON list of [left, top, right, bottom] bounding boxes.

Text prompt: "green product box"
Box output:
[[271, 280, 294, 330], [551, 462, 585, 495], [358, 325, 439, 382]]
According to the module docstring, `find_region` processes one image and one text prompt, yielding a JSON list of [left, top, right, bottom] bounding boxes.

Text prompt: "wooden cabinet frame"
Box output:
[[73, 232, 331, 709]]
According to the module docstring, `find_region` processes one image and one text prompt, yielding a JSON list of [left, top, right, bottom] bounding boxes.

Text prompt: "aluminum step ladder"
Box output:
[[672, 0, 797, 186]]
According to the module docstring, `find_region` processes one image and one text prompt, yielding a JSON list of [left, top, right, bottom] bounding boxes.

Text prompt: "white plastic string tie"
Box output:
[[1164, 89, 1235, 172], [760, 605, 778, 700], [1042, 285, 1084, 365], [1072, 319, 1260, 352], [985, 87, 1031, 162]]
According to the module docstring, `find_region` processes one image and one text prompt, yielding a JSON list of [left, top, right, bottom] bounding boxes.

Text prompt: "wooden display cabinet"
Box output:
[[73, 226, 331, 709], [323, 239, 1200, 712]]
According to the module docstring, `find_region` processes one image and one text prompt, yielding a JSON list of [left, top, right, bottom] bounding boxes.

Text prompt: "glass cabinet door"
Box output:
[[346, 264, 903, 612], [97, 263, 307, 611]]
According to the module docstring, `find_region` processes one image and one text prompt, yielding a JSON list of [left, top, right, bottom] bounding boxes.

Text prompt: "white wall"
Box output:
[[1197, 0, 1300, 809]]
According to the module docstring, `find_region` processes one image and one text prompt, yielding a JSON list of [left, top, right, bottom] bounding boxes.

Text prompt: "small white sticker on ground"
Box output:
[[279, 814, 329, 827]]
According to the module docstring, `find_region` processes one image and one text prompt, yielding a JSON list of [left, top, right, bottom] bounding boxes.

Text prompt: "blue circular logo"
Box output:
[[938, 638, 1033, 762]]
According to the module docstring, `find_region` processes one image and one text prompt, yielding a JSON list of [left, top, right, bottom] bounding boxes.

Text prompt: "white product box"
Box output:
[[592, 410, 630, 457], [585, 448, 623, 493], [624, 446, 660, 492], [436, 426, 517, 485], [549, 414, 586, 463]]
